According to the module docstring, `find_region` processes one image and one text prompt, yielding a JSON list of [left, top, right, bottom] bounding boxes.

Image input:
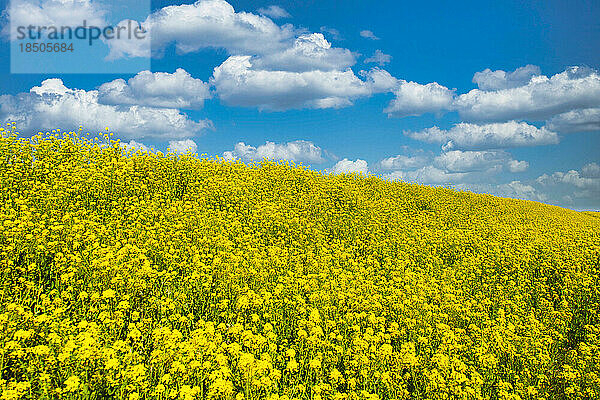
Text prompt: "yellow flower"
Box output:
[[63, 376, 80, 392], [330, 368, 343, 381], [309, 358, 321, 369], [0, 130, 598, 400], [287, 359, 299, 371]]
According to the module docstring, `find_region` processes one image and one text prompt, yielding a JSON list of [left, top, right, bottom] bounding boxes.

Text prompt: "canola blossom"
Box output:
[[0, 125, 599, 400]]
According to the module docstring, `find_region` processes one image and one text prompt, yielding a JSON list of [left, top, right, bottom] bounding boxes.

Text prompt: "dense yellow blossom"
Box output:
[[0, 125, 599, 399]]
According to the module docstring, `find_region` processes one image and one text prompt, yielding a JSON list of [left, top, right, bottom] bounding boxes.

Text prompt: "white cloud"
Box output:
[[110, 0, 294, 59], [384, 80, 454, 118], [257, 5, 290, 19], [103, 19, 151, 61], [440, 180, 550, 204], [380, 153, 428, 170], [406, 121, 559, 150], [546, 107, 600, 133], [534, 163, 600, 208], [491, 181, 547, 202], [320, 26, 342, 41], [365, 50, 392, 66], [168, 139, 198, 153], [98, 68, 211, 109], [433, 150, 527, 173], [120, 139, 151, 153], [101, 1, 399, 112], [250, 33, 356, 72], [2, 0, 107, 39], [378, 64, 600, 128], [537, 163, 600, 190], [449, 163, 600, 209], [102, 1, 396, 111], [582, 162, 600, 178], [385, 166, 468, 184], [104, 0, 359, 75], [472, 65, 541, 91], [508, 159, 529, 173], [361, 68, 400, 93], [383, 164, 557, 205], [411, 180, 546, 203], [0, 78, 211, 139], [359, 30, 379, 40], [211, 56, 391, 110], [455, 66, 600, 122], [382, 149, 527, 186], [223, 140, 327, 164], [329, 158, 369, 175]]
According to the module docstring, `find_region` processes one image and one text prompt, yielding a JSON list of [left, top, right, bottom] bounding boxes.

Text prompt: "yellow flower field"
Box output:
[[0, 125, 599, 400]]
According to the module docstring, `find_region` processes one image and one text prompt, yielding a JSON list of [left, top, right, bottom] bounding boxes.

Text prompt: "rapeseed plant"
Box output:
[[0, 124, 599, 399]]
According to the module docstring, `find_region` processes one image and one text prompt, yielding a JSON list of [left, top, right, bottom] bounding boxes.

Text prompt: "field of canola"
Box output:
[[0, 126, 599, 400]]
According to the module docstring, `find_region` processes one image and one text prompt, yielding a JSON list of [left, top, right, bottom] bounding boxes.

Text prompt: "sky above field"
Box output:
[[0, 0, 599, 210]]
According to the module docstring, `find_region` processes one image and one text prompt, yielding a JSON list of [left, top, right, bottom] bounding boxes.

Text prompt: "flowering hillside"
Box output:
[[0, 127, 599, 400]]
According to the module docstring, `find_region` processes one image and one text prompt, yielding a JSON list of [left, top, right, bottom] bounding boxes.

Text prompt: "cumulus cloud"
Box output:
[[436, 179, 550, 204], [102, 1, 397, 110], [508, 159, 529, 173], [535, 162, 600, 208], [498, 181, 547, 201], [329, 158, 369, 175], [23, 2, 596, 134], [101, 1, 396, 111], [102, 19, 151, 61], [537, 162, 600, 190], [405, 121, 559, 150], [0, 79, 211, 139], [382, 149, 528, 186], [384, 80, 454, 118], [2, 0, 107, 39], [433, 150, 528, 173], [386, 167, 552, 204], [250, 33, 356, 72], [168, 139, 198, 153], [582, 162, 600, 178], [223, 140, 327, 164], [387, 173, 551, 205], [546, 107, 600, 133], [108, 0, 294, 59], [432, 163, 600, 209], [211, 56, 392, 110], [104, 0, 359, 74], [380, 154, 429, 170], [379, 64, 600, 128], [377, 65, 600, 131], [472, 65, 541, 91], [365, 50, 392, 66], [385, 166, 468, 185], [361, 68, 400, 93], [320, 26, 342, 41], [359, 30, 379, 40], [450, 181, 546, 203], [98, 69, 211, 109], [257, 5, 290, 19], [455, 66, 600, 122]]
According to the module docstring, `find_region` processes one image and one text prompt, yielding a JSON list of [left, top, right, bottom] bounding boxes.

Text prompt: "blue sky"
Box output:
[[0, 0, 599, 209]]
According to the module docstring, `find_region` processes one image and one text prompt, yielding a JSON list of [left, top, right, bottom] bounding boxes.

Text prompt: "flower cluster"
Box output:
[[0, 124, 599, 399]]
